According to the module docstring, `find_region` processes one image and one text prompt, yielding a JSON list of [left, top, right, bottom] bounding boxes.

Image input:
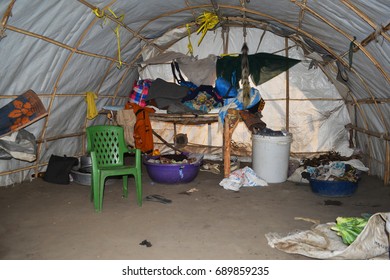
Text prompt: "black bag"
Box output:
[[43, 155, 78, 185]]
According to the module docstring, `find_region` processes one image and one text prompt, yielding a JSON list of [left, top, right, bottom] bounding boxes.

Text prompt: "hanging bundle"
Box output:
[[195, 11, 219, 46]]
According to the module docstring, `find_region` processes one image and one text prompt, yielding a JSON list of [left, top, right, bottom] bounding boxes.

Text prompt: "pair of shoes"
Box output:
[[145, 194, 172, 204]]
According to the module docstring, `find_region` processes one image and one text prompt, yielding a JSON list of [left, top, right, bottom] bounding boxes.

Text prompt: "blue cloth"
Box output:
[[218, 87, 261, 126]]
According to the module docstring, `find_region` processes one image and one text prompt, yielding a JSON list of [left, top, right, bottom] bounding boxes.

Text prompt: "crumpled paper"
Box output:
[[219, 166, 268, 191]]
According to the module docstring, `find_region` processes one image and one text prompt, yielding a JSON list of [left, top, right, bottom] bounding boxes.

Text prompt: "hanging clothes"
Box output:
[[85, 91, 98, 120]]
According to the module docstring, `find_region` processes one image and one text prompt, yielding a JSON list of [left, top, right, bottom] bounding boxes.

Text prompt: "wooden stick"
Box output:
[[385, 141, 390, 185], [0, 153, 85, 177], [1, 0, 16, 29], [152, 130, 183, 154], [78, 0, 164, 53], [6, 25, 129, 66], [36, 132, 84, 143], [341, 0, 390, 42], [349, 98, 390, 105], [297, 0, 308, 30], [222, 12, 349, 68], [292, 2, 389, 84], [224, 109, 240, 177], [285, 37, 290, 131], [345, 124, 390, 141]]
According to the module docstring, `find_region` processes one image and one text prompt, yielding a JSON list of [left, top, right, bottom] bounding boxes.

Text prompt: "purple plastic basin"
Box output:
[[309, 179, 358, 197], [143, 157, 201, 184]]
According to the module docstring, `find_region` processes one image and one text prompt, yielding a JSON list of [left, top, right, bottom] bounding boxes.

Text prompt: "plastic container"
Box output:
[[252, 133, 292, 183], [143, 157, 201, 184], [309, 179, 358, 197]]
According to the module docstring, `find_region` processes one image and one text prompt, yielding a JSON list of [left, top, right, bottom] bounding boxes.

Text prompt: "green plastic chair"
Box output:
[[86, 125, 142, 212]]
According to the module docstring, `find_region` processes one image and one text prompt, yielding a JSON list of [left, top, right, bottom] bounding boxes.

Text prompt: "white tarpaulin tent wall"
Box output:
[[140, 27, 354, 158], [0, 0, 389, 187]]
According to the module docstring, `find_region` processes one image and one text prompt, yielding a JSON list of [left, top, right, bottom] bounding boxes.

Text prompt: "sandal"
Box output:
[[144, 194, 172, 204]]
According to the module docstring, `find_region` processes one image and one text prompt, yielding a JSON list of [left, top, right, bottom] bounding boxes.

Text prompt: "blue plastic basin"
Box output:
[[309, 179, 358, 197], [143, 156, 201, 184]]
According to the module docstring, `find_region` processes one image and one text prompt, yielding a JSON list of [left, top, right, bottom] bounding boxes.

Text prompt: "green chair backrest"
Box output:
[[86, 125, 129, 168]]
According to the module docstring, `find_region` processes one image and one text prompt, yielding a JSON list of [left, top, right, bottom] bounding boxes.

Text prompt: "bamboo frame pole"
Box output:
[[78, 0, 165, 53], [385, 141, 390, 185], [120, 3, 353, 70], [352, 98, 390, 105], [349, 66, 390, 137], [341, 0, 390, 42], [358, 23, 390, 48], [325, 59, 386, 174], [0, 0, 16, 37], [345, 124, 390, 141], [293, 1, 389, 84], [285, 37, 290, 131], [36, 132, 85, 143], [6, 25, 129, 67], [34, 16, 101, 175], [297, 0, 308, 30]]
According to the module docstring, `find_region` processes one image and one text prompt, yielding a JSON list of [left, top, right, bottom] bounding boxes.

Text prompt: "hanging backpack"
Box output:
[[126, 102, 155, 154]]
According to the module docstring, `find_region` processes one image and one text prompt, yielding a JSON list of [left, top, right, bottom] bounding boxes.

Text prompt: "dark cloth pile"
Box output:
[[300, 152, 367, 183]]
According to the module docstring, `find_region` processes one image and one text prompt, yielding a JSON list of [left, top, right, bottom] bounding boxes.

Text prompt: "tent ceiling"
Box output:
[[0, 0, 389, 186]]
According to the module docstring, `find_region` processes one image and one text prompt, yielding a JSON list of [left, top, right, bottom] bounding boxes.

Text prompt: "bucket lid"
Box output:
[[252, 133, 292, 142]]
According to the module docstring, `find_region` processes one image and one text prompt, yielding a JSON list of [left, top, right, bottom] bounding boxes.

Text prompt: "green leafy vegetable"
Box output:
[[330, 216, 369, 245]]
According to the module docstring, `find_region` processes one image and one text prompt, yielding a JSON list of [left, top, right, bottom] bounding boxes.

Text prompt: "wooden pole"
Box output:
[[385, 141, 390, 185], [0, 0, 16, 36], [223, 109, 240, 177], [345, 124, 390, 141], [285, 37, 290, 131]]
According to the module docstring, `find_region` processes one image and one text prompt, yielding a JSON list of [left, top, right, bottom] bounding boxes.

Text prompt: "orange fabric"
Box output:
[[126, 102, 155, 154]]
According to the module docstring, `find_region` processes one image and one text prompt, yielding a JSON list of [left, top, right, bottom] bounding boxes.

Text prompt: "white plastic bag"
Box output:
[[219, 166, 268, 191]]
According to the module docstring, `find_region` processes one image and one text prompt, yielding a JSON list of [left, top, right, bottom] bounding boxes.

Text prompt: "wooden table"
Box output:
[[150, 109, 240, 177]]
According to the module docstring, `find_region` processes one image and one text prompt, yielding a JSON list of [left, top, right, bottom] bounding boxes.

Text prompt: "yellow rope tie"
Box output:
[[195, 11, 219, 46], [186, 24, 194, 56], [92, 7, 124, 69], [92, 8, 105, 18], [108, 8, 124, 69]]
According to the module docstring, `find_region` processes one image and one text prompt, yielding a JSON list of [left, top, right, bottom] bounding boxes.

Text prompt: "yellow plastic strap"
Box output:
[[186, 24, 194, 56], [92, 7, 124, 69], [195, 11, 219, 46], [85, 92, 98, 120], [108, 8, 124, 69]]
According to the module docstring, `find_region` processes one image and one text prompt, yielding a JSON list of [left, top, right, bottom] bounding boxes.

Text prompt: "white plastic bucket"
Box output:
[[252, 133, 292, 183]]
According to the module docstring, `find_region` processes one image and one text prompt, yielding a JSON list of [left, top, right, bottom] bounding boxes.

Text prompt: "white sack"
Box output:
[[265, 212, 390, 259]]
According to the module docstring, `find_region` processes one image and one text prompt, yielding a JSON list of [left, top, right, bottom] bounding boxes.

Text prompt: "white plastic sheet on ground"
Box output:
[[219, 166, 268, 191], [265, 212, 390, 259]]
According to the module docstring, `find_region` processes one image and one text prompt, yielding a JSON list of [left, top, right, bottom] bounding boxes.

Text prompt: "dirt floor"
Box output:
[[0, 164, 389, 260]]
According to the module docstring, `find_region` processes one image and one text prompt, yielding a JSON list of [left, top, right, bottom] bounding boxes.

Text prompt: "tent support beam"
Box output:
[[285, 37, 290, 131], [346, 124, 390, 186], [0, 0, 16, 38], [345, 124, 390, 142], [385, 141, 390, 186]]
